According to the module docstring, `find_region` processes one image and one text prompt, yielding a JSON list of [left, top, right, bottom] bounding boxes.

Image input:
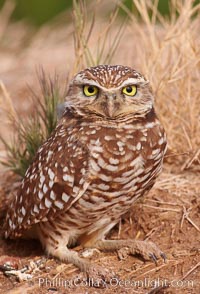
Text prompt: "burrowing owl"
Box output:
[[4, 65, 167, 280]]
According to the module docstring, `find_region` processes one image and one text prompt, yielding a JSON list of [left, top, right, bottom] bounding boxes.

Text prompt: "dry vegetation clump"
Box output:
[[0, 70, 67, 176], [121, 0, 200, 167], [0, 1, 199, 293]]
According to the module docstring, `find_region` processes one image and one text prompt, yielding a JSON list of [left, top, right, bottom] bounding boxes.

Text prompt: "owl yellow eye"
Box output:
[[83, 85, 98, 97], [122, 85, 137, 96]]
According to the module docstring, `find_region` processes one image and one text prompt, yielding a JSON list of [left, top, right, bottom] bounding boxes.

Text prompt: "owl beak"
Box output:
[[105, 93, 118, 118], [106, 96, 116, 117], [87, 93, 121, 118]]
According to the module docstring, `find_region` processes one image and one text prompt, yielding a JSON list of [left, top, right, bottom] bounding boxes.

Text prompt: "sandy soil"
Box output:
[[0, 165, 199, 294]]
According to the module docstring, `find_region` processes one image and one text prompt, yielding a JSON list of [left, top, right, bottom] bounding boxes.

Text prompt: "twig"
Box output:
[[181, 206, 200, 232], [181, 261, 200, 281], [146, 199, 181, 207], [164, 151, 190, 158], [135, 263, 168, 278], [0, 81, 18, 122], [144, 227, 159, 240], [143, 204, 180, 213], [181, 125, 193, 151], [181, 149, 200, 170], [53, 264, 77, 280], [123, 263, 152, 278], [117, 218, 122, 239]]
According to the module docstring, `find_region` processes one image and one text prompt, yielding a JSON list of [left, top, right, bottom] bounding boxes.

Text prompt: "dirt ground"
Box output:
[[0, 164, 199, 294], [0, 3, 200, 293]]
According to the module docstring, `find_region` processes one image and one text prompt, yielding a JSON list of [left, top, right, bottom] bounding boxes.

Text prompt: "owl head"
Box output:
[[66, 65, 154, 120]]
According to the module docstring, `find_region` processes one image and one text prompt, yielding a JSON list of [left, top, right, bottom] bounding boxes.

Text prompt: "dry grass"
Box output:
[[120, 0, 200, 165], [0, 0, 199, 293], [72, 0, 126, 72]]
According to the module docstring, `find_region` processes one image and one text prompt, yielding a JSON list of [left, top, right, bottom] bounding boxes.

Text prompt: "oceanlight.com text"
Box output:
[[38, 277, 194, 289]]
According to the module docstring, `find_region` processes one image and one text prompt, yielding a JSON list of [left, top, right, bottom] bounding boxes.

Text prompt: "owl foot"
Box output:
[[117, 240, 166, 264], [50, 245, 116, 287], [93, 239, 166, 265]]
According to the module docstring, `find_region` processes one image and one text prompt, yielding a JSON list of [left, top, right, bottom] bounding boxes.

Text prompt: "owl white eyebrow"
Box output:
[[120, 78, 149, 87], [73, 77, 149, 90]]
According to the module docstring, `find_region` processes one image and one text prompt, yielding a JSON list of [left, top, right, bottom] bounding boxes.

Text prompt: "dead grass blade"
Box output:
[[72, 0, 125, 72], [0, 81, 18, 123], [181, 261, 200, 281]]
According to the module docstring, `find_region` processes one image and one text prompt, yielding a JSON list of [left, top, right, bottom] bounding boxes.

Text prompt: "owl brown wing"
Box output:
[[4, 120, 91, 238]]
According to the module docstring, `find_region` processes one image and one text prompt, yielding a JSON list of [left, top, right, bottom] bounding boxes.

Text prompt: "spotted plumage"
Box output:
[[4, 65, 167, 279]]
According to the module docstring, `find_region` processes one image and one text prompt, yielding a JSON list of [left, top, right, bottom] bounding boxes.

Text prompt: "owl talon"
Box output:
[[149, 253, 158, 265], [127, 240, 165, 263], [160, 252, 167, 263], [131, 240, 166, 264]]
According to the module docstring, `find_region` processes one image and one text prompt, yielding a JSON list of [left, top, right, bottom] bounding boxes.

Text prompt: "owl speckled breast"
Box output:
[[65, 113, 167, 223]]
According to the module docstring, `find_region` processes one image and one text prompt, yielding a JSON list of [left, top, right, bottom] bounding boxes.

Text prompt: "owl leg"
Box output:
[[47, 243, 115, 285], [92, 239, 166, 264], [38, 223, 115, 285]]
